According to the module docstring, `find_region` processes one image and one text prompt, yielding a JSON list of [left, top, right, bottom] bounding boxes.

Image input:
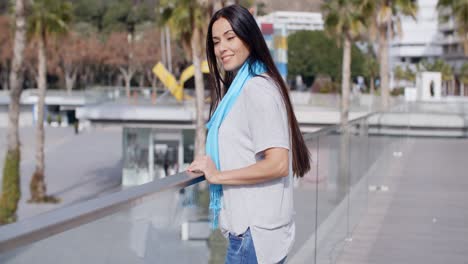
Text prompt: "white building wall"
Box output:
[[390, 0, 442, 70], [257, 11, 324, 35]]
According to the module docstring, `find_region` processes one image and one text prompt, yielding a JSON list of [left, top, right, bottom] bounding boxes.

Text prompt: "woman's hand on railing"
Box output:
[[187, 155, 220, 184]]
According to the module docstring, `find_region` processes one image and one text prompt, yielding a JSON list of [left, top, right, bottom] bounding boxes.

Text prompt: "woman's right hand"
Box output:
[[187, 155, 221, 184]]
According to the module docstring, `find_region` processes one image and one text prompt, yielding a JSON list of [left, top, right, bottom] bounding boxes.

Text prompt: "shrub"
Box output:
[[391, 87, 405, 96]]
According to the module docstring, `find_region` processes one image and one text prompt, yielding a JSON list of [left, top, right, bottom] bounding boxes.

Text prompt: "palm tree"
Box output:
[[363, 43, 379, 95], [374, 0, 417, 109], [323, 0, 374, 126], [437, 0, 468, 55], [404, 65, 415, 85], [28, 0, 72, 203], [0, 0, 27, 225], [160, 0, 212, 156], [394, 65, 406, 88], [322, 0, 374, 206]]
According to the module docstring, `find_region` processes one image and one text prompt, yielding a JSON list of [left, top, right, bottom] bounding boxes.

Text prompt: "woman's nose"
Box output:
[[217, 41, 227, 53]]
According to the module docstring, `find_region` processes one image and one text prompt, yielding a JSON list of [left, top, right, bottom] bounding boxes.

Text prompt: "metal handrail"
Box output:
[[302, 111, 380, 140], [0, 172, 204, 253]]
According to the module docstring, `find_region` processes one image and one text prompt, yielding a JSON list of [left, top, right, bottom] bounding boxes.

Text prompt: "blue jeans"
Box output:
[[225, 228, 287, 264]]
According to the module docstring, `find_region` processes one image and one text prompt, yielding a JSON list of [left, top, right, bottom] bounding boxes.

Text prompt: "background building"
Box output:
[[257, 11, 324, 80], [259, 0, 323, 13], [257, 11, 324, 35], [437, 5, 467, 73], [390, 0, 442, 70]]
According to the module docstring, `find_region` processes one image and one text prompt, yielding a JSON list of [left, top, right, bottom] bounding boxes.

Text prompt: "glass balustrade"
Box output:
[[0, 111, 414, 264]]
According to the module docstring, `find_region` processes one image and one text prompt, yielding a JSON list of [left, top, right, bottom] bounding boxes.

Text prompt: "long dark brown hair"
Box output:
[[205, 5, 310, 177]]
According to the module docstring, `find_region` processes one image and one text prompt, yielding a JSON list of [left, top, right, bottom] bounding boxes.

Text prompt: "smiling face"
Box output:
[[212, 17, 250, 72]]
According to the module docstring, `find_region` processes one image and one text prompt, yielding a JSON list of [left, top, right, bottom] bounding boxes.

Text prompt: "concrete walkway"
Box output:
[[337, 137, 468, 264], [0, 126, 123, 220]]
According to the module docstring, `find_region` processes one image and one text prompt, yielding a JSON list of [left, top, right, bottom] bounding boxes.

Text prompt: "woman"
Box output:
[[187, 5, 310, 264]]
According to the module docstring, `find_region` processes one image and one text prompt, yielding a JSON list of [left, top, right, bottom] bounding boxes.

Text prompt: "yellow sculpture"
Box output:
[[152, 61, 210, 101]]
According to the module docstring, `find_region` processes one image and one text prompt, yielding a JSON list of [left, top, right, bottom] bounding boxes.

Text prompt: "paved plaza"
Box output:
[[337, 137, 468, 264], [0, 126, 123, 220]]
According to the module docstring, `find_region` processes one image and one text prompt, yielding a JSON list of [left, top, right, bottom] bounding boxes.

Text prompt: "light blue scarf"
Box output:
[[206, 60, 266, 228]]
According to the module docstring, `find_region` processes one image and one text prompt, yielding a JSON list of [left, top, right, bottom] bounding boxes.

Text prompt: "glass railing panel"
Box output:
[[346, 120, 370, 236], [314, 126, 350, 264], [288, 135, 319, 263], [1, 109, 420, 264], [367, 103, 409, 190], [0, 182, 218, 264], [367, 111, 394, 189]]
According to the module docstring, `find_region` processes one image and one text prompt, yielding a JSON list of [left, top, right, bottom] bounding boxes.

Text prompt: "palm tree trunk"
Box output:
[[0, 0, 26, 224], [463, 35, 468, 56], [337, 36, 351, 203], [370, 76, 375, 95], [452, 79, 456, 95], [192, 28, 206, 156], [379, 27, 390, 110], [30, 34, 47, 202], [341, 37, 351, 127]]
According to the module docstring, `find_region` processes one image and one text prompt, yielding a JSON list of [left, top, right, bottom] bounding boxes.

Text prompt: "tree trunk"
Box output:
[[370, 76, 375, 95], [0, 0, 26, 224], [165, 26, 172, 73], [82, 67, 91, 87], [2, 77, 8, 91], [1, 69, 9, 90], [341, 37, 351, 127], [160, 30, 167, 68], [336, 36, 351, 204], [30, 34, 48, 202], [452, 79, 456, 96], [138, 74, 144, 87], [65, 68, 77, 95], [146, 69, 157, 90], [379, 27, 389, 110], [119, 67, 134, 98], [147, 69, 158, 104], [192, 28, 206, 156], [463, 36, 468, 57]]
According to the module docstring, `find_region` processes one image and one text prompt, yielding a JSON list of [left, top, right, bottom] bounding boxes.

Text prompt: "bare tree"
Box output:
[[0, 16, 13, 91], [53, 33, 86, 94], [104, 32, 138, 97], [133, 29, 162, 101]]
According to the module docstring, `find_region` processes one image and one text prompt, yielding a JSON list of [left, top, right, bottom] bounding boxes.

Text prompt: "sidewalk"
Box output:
[[0, 126, 123, 221], [337, 137, 468, 264]]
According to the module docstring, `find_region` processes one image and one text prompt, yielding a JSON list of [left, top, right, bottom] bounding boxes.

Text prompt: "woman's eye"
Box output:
[[227, 37, 234, 41]]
